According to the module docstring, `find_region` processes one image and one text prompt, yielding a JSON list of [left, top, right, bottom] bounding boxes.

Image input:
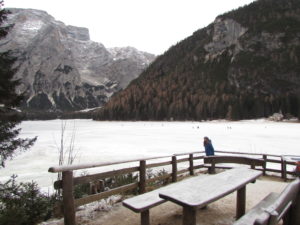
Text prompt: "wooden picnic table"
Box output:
[[159, 167, 262, 225]]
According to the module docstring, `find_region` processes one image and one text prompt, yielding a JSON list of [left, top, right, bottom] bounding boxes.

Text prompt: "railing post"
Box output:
[[281, 156, 287, 181], [139, 160, 146, 194], [172, 156, 177, 182], [62, 171, 76, 225], [208, 158, 216, 174], [189, 154, 194, 176], [263, 154, 267, 176]]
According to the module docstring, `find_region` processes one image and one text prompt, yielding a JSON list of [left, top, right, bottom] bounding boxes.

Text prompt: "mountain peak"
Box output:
[[0, 8, 155, 112]]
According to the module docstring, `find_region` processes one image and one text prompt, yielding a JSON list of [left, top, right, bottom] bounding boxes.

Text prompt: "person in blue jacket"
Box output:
[[204, 136, 215, 156]]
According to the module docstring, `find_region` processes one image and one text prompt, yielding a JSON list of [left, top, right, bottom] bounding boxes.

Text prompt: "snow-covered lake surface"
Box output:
[[0, 119, 299, 190]]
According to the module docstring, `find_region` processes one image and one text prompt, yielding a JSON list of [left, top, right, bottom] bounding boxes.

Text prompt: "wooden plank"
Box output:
[[193, 156, 204, 160], [215, 150, 281, 158], [174, 151, 204, 157], [146, 173, 171, 184], [265, 168, 282, 173], [123, 186, 168, 212], [49, 154, 172, 173], [49, 152, 204, 173], [177, 157, 190, 163], [146, 161, 171, 168], [178, 168, 190, 175], [62, 171, 76, 225], [193, 164, 205, 169], [266, 159, 282, 163], [286, 161, 298, 165], [49, 151, 289, 174], [75, 182, 138, 207], [54, 166, 139, 189], [204, 156, 265, 167]]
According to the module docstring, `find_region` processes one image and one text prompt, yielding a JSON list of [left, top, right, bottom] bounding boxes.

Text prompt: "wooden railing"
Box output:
[[48, 150, 299, 225]]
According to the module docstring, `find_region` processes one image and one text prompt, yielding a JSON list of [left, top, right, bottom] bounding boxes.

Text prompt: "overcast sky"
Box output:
[[5, 0, 255, 55]]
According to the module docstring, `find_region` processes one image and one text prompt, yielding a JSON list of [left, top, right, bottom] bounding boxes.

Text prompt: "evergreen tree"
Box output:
[[0, 1, 36, 168]]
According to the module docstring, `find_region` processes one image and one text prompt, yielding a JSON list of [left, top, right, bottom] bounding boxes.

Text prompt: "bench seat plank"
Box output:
[[233, 192, 280, 225], [123, 188, 166, 212]]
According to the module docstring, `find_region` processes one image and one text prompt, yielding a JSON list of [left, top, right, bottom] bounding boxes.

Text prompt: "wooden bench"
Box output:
[[234, 178, 300, 225], [122, 186, 166, 225], [204, 155, 266, 174], [124, 168, 261, 225]]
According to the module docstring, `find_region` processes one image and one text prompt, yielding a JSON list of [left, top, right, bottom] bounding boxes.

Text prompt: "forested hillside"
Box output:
[[94, 0, 300, 121]]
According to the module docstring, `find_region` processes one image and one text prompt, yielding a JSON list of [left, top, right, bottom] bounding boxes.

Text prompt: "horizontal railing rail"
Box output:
[[49, 150, 299, 225]]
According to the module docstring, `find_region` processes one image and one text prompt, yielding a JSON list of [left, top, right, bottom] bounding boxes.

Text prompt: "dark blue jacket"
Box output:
[[204, 140, 215, 156]]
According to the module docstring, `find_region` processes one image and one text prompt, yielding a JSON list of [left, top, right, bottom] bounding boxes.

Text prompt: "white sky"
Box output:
[[5, 0, 255, 55]]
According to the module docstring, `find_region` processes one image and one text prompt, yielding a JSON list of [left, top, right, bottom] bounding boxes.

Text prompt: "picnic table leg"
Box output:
[[236, 186, 246, 219], [141, 210, 150, 225], [183, 206, 196, 225]]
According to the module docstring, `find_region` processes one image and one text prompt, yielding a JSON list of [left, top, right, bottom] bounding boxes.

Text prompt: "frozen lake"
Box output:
[[0, 119, 299, 190]]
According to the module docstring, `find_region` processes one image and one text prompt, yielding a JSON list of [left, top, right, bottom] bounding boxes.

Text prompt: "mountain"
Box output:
[[0, 8, 155, 112], [94, 0, 300, 121]]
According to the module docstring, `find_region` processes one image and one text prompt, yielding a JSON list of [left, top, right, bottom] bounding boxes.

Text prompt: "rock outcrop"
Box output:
[[0, 8, 155, 111]]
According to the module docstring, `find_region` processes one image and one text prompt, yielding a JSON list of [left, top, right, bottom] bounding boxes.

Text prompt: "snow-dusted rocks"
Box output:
[[0, 8, 155, 111]]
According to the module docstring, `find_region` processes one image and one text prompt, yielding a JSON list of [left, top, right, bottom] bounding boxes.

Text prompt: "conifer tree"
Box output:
[[0, 1, 36, 168]]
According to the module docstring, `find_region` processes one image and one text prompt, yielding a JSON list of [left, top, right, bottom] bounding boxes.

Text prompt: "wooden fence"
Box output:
[[48, 150, 299, 225]]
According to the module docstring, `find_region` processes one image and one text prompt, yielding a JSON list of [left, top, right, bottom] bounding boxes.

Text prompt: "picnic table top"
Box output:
[[123, 168, 262, 212], [159, 167, 262, 208]]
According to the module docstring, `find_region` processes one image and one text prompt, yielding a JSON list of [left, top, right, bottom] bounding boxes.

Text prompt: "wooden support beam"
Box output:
[[139, 160, 146, 194], [236, 186, 246, 219], [141, 210, 150, 225], [281, 157, 287, 181], [62, 171, 76, 225], [189, 154, 194, 176], [263, 155, 267, 176], [209, 160, 216, 174], [183, 206, 196, 225], [172, 156, 177, 182]]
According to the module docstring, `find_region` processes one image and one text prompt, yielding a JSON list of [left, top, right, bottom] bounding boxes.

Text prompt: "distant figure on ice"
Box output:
[[204, 136, 215, 156]]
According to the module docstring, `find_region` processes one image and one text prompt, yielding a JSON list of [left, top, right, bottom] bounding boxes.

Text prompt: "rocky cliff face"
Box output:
[[94, 0, 300, 121], [0, 8, 155, 111]]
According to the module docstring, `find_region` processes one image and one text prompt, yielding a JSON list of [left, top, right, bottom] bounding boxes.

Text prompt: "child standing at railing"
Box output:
[[204, 136, 215, 156]]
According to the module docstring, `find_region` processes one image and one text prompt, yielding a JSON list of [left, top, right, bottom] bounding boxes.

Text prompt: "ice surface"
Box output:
[[0, 119, 299, 190]]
